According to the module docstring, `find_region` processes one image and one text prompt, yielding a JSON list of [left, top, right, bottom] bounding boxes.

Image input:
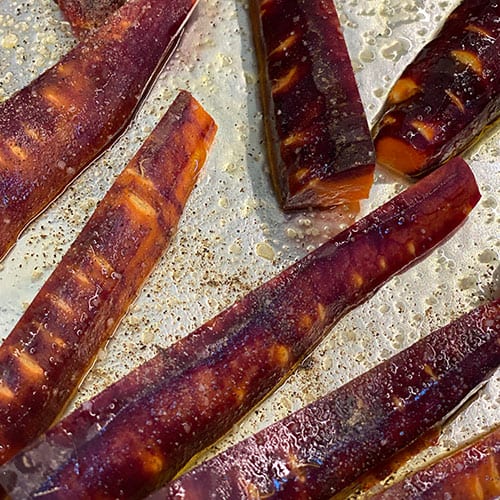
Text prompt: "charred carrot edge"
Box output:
[[55, 0, 126, 38], [0, 0, 198, 262], [374, 0, 500, 177], [0, 91, 216, 465], [372, 426, 500, 499], [150, 300, 500, 500], [250, 0, 375, 210], [0, 157, 480, 499]]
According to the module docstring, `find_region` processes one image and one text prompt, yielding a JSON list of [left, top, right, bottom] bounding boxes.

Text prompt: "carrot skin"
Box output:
[[0, 157, 480, 499], [250, 0, 375, 210], [151, 300, 499, 499], [374, 0, 500, 177], [0, 0, 198, 261], [372, 426, 500, 500], [55, 0, 127, 37], [0, 90, 216, 464]]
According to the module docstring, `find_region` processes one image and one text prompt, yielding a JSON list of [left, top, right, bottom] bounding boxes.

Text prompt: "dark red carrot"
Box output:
[[372, 426, 500, 499], [250, 0, 375, 210], [0, 0, 198, 262], [149, 300, 500, 500], [0, 157, 480, 499], [55, 0, 126, 37], [0, 90, 216, 465], [374, 0, 500, 177]]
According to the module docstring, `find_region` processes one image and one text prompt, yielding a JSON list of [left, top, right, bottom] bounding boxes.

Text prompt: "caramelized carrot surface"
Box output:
[[0, 0, 198, 262], [55, 0, 126, 37], [373, 426, 500, 499], [0, 91, 216, 465], [0, 157, 480, 499], [374, 0, 500, 177], [152, 300, 500, 499], [250, 0, 375, 210]]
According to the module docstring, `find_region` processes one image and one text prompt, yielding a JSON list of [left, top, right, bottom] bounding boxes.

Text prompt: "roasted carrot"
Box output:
[[148, 300, 500, 499], [0, 90, 216, 465], [372, 426, 500, 499], [374, 0, 500, 177], [0, 157, 480, 499], [0, 0, 198, 262], [55, 0, 126, 38], [250, 0, 375, 210]]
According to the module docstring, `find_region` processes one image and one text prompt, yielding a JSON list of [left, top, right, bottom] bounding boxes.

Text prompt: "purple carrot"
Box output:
[[0, 0, 198, 261], [250, 0, 375, 210], [150, 300, 500, 499], [55, 0, 127, 38], [372, 426, 500, 499], [374, 0, 500, 177], [0, 91, 216, 465], [0, 157, 480, 499]]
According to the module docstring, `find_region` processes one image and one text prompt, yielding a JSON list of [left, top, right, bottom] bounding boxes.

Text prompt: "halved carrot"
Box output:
[[0, 90, 216, 464], [0, 0, 198, 261], [0, 157, 480, 499]]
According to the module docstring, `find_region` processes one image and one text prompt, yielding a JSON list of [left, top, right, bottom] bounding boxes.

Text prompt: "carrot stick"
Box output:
[[250, 0, 375, 210], [374, 0, 500, 177], [372, 426, 500, 500], [0, 90, 216, 464]]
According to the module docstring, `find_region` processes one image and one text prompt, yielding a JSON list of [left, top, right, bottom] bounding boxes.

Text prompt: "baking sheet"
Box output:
[[0, 0, 498, 494]]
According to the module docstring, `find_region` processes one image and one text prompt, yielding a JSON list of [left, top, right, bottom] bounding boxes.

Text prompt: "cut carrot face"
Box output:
[[376, 135, 429, 176], [0, 157, 481, 499], [250, 0, 375, 210], [0, 0, 198, 262], [374, 0, 500, 177], [0, 90, 216, 465]]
